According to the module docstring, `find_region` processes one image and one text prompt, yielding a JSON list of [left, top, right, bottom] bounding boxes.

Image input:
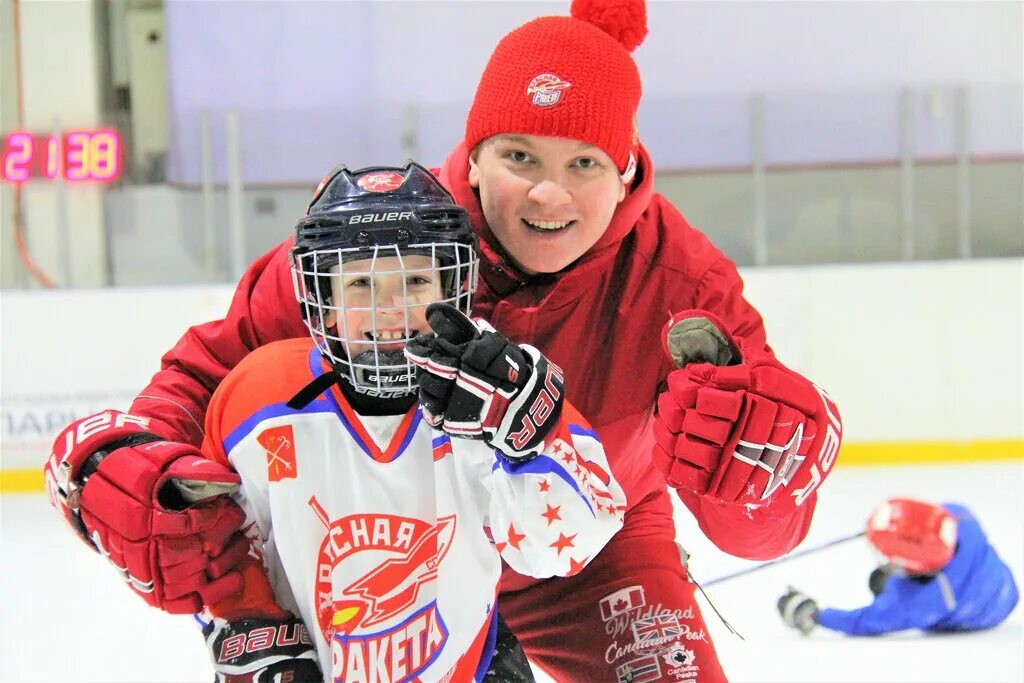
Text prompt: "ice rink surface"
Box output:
[[2, 461, 1021, 682]]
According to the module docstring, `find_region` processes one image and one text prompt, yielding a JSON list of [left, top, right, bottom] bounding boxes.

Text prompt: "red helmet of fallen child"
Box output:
[[866, 498, 958, 575]]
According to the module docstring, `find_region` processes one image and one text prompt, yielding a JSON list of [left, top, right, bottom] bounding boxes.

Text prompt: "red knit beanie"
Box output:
[[465, 0, 647, 174]]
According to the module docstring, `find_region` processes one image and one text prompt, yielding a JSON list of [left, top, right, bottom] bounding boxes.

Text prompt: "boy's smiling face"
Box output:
[[323, 254, 441, 357]]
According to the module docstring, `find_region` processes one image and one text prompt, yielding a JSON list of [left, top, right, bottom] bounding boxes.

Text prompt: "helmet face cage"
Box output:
[[292, 241, 477, 396]]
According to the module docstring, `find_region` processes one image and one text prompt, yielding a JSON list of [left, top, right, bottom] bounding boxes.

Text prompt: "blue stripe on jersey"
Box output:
[[472, 605, 499, 683], [566, 424, 611, 485], [492, 454, 596, 518], [569, 423, 600, 441], [394, 408, 423, 456], [222, 400, 335, 453], [432, 434, 452, 448], [307, 344, 321, 378]]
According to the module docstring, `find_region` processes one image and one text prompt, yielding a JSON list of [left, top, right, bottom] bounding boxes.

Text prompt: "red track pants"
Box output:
[[499, 485, 728, 682]]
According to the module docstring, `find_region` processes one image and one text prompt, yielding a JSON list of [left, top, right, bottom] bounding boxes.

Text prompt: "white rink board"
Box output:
[[3, 259, 1021, 471], [737, 258, 1023, 443], [1, 285, 234, 469]]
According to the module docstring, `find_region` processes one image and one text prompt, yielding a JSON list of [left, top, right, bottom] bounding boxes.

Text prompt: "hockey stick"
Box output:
[[701, 530, 866, 588]]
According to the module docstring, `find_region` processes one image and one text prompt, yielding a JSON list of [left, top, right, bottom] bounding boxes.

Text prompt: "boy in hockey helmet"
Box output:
[[196, 162, 626, 681], [290, 161, 477, 402]]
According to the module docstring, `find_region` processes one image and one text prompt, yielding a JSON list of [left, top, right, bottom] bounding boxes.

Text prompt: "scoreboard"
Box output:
[[1, 130, 123, 183]]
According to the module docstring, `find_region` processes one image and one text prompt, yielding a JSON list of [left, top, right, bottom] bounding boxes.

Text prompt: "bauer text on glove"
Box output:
[[43, 410, 250, 613]]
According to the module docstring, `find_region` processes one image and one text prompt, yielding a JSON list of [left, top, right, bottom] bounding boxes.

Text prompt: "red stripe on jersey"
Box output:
[[329, 384, 421, 463]]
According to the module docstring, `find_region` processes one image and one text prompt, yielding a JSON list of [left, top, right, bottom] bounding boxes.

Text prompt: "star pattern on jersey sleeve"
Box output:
[[567, 555, 589, 576], [549, 531, 577, 556], [538, 478, 551, 493], [541, 503, 562, 526], [553, 439, 577, 466], [506, 523, 526, 551]]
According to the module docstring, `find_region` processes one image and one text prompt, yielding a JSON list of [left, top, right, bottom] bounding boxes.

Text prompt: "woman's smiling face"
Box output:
[[468, 134, 626, 275]]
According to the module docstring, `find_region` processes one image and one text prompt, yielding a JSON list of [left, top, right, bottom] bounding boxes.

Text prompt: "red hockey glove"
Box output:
[[405, 303, 564, 460], [653, 310, 842, 512], [43, 410, 249, 613]]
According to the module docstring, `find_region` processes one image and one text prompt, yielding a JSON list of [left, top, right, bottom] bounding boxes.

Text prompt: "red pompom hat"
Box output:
[[464, 0, 648, 175]]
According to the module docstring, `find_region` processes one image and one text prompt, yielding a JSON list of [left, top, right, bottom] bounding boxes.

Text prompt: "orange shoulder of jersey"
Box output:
[[561, 401, 595, 433], [203, 338, 323, 465]]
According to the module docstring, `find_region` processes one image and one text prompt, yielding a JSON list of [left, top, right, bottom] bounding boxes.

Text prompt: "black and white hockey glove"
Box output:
[[203, 614, 322, 682], [777, 587, 820, 635], [405, 303, 564, 461], [869, 564, 893, 596]]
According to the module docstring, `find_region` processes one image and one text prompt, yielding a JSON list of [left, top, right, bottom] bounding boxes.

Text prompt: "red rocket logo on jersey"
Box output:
[[343, 515, 455, 628], [527, 73, 572, 107], [256, 426, 297, 482], [357, 171, 405, 192], [309, 499, 456, 635], [309, 499, 454, 681]]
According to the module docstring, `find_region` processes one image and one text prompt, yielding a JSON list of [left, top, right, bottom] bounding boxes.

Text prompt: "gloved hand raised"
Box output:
[[405, 303, 564, 460], [652, 310, 842, 512], [44, 410, 249, 613]]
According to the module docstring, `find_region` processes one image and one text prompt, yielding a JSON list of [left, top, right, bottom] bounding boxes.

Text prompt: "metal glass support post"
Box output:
[[200, 110, 217, 280], [751, 93, 768, 266], [899, 87, 915, 260], [401, 104, 418, 162], [225, 109, 246, 281], [954, 85, 972, 258]]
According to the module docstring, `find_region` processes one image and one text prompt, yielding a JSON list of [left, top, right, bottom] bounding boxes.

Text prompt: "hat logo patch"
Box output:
[[357, 171, 405, 192], [527, 73, 572, 107]]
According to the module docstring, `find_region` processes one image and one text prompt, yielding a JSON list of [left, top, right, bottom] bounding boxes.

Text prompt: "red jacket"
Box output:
[[133, 143, 816, 560]]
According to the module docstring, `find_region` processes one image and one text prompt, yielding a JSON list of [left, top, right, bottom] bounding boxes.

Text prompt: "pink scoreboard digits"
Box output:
[[1, 129, 123, 183]]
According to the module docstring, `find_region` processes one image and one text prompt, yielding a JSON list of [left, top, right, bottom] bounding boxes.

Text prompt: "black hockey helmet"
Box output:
[[290, 161, 478, 397]]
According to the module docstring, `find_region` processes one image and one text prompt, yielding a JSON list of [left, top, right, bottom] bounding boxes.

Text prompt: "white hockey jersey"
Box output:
[[201, 339, 626, 683]]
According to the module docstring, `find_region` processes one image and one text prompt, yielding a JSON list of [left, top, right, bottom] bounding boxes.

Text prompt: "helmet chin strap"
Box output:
[[346, 350, 418, 398], [285, 348, 417, 413]]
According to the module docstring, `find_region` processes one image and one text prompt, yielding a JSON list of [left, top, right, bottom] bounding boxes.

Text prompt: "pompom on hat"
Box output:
[[465, 0, 648, 176]]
